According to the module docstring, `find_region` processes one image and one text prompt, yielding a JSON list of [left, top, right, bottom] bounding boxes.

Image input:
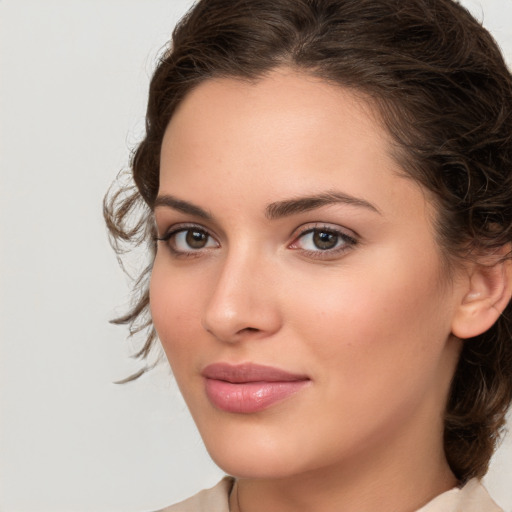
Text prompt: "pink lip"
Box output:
[[202, 363, 310, 413]]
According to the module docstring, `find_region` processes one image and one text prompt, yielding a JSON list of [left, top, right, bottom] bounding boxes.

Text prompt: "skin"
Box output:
[[150, 69, 470, 512]]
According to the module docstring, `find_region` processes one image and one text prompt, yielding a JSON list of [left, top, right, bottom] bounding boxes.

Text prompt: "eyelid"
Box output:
[[288, 222, 358, 258], [154, 220, 357, 260], [156, 222, 216, 240], [155, 222, 220, 256], [289, 222, 358, 243]]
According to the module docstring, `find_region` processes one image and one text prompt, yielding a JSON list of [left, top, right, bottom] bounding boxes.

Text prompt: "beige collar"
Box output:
[[158, 476, 503, 512]]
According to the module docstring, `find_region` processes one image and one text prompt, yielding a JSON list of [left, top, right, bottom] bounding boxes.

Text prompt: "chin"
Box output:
[[208, 447, 302, 479], [196, 419, 323, 480]]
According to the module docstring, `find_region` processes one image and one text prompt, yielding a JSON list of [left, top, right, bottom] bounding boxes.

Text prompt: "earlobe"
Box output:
[[451, 250, 512, 340]]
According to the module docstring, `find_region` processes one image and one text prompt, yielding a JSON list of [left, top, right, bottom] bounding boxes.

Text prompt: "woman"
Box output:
[[105, 0, 512, 510]]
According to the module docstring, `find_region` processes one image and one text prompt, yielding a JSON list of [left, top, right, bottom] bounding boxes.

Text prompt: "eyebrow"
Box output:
[[265, 190, 380, 219], [153, 195, 212, 219], [153, 190, 380, 220]]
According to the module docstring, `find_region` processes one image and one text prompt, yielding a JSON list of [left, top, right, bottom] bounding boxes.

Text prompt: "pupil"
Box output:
[[186, 229, 207, 248], [313, 230, 337, 250]]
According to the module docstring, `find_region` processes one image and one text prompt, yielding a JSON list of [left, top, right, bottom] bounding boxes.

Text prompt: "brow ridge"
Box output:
[[153, 195, 211, 219], [154, 190, 379, 221], [265, 191, 380, 219]]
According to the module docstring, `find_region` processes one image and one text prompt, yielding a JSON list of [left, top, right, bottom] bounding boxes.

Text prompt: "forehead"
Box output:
[[169, 68, 379, 126], [159, 69, 432, 228], [161, 69, 392, 182]]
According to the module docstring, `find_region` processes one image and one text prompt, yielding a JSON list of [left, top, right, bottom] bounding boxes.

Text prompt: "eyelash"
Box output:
[[155, 223, 358, 260], [288, 224, 358, 260], [155, 223, 219, 258]]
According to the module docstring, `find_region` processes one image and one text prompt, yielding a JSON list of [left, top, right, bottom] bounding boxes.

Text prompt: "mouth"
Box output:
[[201, 363, 310, 413]]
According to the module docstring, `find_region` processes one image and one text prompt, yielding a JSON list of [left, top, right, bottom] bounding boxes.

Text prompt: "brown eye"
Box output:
[[185, 229, 209, 249], [312, 230, 339, 250], [288, 225, 357, 258], [157, 226, 219, 254]]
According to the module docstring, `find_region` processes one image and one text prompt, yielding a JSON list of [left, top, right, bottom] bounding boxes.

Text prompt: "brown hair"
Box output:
[[104, 0, 512, 482]]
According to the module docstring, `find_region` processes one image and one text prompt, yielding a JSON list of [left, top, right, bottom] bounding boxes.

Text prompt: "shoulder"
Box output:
[[417, 478, 503, 512], [155, 477, 234, 512]]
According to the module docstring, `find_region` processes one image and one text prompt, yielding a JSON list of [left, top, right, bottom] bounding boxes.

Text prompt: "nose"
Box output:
[[201, 250, 282, 343]]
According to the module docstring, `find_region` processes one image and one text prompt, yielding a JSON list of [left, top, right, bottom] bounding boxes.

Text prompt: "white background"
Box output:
[[1, 1, 511, 511]]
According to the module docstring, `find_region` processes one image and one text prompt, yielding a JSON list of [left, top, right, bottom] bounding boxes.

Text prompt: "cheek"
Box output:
[[149, 259, 205, 368], [282, 248, 453, 382], [277, 256, 455, 445]]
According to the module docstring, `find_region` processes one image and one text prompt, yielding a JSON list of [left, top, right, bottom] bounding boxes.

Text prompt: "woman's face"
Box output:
[[150, 69, 465, 479]]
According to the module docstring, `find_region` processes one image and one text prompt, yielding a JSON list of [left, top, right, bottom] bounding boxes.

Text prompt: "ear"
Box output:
[[451, 247, 512, 340]]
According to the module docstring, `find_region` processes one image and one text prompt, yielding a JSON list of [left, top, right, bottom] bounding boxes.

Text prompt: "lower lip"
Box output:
[[204, 379, 309, 413]]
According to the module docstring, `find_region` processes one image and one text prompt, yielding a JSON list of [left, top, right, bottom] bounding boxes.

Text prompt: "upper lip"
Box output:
[[201, 363, 309, 383]]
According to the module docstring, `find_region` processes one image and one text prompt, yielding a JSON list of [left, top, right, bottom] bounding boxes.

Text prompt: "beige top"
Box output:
[[158, 476, 503, 512]]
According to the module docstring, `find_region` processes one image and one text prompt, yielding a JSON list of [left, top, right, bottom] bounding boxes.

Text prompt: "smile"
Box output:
[[202, 363, 311, 413]]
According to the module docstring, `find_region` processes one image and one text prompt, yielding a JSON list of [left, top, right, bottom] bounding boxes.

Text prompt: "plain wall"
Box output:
[[0, 1, 511, 511]]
